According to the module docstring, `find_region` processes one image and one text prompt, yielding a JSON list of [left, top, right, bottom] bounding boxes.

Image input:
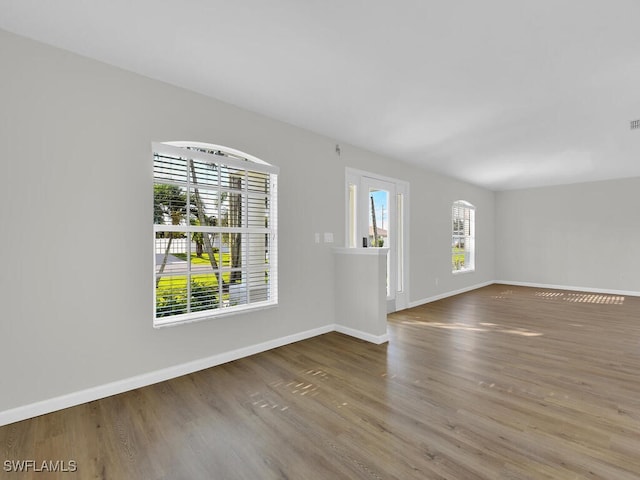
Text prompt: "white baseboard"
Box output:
[[6, 278, 635, 427], [0, 324, 335, 427], [408, 281, 494, 308], [495, 280, 640, 297], [334, 324, 389, 344]]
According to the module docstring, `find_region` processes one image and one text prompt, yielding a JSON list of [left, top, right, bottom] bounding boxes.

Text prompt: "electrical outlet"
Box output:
[[323, 232, 334, 243]]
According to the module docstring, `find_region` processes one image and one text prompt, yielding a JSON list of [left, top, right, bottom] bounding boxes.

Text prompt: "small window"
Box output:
[[452, 200, 475, 273], [153, 142, 278, 327]]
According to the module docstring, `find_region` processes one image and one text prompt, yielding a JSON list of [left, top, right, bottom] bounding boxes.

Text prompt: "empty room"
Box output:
[[1, 1, 640, 479]]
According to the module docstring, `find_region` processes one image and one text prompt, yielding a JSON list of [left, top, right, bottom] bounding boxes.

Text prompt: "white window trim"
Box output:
[[152, 141, 278, 328], [344, 167, 410, 312], [452, 200, 475, 274]]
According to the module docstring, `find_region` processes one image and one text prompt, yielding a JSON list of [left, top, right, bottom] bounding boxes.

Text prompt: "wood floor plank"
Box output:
[[2, 284, 640, 479]]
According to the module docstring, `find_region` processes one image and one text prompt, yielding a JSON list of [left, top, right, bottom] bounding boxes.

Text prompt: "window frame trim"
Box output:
[[153, 142, 279, 175], [451, 200, 476, 274], [152, 141, 279, 328]]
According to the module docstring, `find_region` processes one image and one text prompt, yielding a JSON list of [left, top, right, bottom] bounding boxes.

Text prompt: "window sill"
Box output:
[[154, 301, 278, 328], [452, 269, 475, 275]]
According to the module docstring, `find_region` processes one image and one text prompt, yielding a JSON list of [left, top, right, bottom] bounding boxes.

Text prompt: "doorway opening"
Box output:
[[346, 168, 409, 312]]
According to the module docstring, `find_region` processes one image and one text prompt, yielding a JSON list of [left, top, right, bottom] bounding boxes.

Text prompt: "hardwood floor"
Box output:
[[3, 284, 640, 479]]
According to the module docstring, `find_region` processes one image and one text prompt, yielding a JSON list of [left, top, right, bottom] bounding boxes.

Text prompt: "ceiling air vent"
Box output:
[[631, 119, 640, 130]]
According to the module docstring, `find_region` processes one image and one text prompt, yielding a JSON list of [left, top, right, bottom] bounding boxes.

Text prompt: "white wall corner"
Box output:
[[408, 281, 495, 308], [334, 324, 389, 345]]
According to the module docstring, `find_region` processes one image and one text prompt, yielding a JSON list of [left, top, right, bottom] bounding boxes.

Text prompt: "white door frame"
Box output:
[[345, 167, 410, 312]]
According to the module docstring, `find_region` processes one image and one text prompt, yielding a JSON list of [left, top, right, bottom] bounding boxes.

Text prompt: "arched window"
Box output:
[[152, 141, 278, 327], [452, 200, 475, 273]]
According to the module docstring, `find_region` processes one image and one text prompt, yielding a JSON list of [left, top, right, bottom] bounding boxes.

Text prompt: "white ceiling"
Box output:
[[2, 0, 640, 190]]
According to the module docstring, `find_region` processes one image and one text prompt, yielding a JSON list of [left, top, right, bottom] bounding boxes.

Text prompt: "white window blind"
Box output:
[[153, 142, 278, 327], [452, 200, 475, 273]]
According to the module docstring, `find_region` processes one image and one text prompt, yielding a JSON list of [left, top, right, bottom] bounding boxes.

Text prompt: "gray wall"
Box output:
[[496, 177, 640, 293], [0, 29, 495, 413]]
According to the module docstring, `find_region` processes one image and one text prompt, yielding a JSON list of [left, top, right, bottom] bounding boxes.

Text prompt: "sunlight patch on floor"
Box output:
[[492, 289, 514, 299], [535, 291, 625, 305], [564, 293, 625, 305], [249, 391, 290, 411], [402, 321, 542, 337]]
